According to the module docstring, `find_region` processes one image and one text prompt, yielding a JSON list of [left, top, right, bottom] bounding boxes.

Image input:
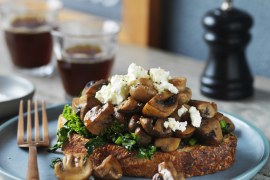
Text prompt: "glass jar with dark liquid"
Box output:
[[57, 45, 114, 96], [1, 0, 60, 76], [5, 17, 53, 68], [53, 20, 119, 97]]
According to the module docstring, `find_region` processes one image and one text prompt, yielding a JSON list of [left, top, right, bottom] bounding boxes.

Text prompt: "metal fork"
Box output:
[[17, 100, 50, 180]]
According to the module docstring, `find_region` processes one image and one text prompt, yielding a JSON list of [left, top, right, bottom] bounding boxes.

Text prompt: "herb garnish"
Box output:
[[188, 138, 197, 146], [49, 157, 62, 168], [48, 105, 92, 152], [220, 120, 230, 134], [84, 121, 157, 159], [49, 105, 157, 159], [85, 136, 106, 155], [137, 146, 157, 159]]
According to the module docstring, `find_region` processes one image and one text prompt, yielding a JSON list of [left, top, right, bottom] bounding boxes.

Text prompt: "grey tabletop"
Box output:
[[0, 43, 269, 179]]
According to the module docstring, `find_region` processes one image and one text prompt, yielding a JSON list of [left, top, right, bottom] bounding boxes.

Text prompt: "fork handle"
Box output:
[[26, 146, 40, 180]]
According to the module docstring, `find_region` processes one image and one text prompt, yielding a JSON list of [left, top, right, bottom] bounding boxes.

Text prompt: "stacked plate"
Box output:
[[0, 75, 35, 120]]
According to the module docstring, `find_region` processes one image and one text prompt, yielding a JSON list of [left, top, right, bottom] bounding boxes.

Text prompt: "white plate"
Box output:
[[0, 104, 269, 180], [0, 75, 35, 119]]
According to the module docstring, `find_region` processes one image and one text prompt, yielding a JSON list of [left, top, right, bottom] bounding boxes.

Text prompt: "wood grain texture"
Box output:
[[0, 0, 163, 47], [61, 4, 163, 47], [122, 0, 162, 47]]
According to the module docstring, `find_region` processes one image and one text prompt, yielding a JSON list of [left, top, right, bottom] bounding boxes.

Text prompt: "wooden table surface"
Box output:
[[0, 42, 269, 179]]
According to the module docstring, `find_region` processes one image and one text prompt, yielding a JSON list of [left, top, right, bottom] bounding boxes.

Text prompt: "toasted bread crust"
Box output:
[[62, 133, 237, 178], [59, 115, 237, 178]]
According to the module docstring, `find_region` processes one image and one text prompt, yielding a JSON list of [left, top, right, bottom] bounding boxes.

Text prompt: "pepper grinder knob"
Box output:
[[200, 0, 254, 100]]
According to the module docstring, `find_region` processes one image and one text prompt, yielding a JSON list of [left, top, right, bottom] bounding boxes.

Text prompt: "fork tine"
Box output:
[[34, 100, 40, 143], [17, 100, 48, 180], [17, 100, 24, 145], [27, 100, 32, 144], [42, 101, 49, 145]]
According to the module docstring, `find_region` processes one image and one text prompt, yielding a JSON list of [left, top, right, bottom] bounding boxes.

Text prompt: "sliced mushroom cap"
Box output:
[[54, 154, 92, 180], [177, 87, 192, 107], [76, 80, 108, 120], [94, 155, 123, 180], [80, 95, 101, 119], [140, 117, 171, 137], [153, 119, 172, 137], [152, 162, 185, 180], [169, 77, 187, 92], [170, 104, 190, 122], [81, 80, 95, 96], [142, 91, 178, 118], [154, 137, 181, 152], [222, 115, 235, 132], [78, 94, 101, 108], [118, 97, 142, 113], [128, 115, 140, 132], [214, 112, 224, 121], [81, 79, 108, 96], [140, 117, 154, 135], [130, 78, 157, 103], [189, 100, 217, 118], [215, 112, 235, 132], [71, 98, 80, 111], [135, 127, 152, 145], [84, 103, 114, 135], [195, 117, 223, 145], [113, 107, 128, 126], [174, 124, 195, 139]]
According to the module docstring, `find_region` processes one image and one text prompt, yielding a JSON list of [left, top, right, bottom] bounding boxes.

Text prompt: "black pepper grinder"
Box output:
[[200, 0, 254, 100]]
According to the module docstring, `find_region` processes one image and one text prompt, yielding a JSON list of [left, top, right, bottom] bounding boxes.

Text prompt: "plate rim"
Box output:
[[0, 74, 35, 104], [222, 111, 270, 180], [0, 104, 269, 180]]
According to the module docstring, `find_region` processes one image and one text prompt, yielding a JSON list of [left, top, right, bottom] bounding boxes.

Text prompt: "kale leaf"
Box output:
[[48, 127, 70, 152], [85, 136, 106, 155], [62, 105, 91, 138], [49, 105, 157, 159], [49, 157, 62, 168], [48, 105, 92, 152], [84, 122, 156, 159]]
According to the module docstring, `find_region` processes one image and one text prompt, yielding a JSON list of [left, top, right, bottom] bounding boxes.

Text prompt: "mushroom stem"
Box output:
[[94, 155, 123, 179], [155, 137, 181, 152], [54, 154, 92, 180]]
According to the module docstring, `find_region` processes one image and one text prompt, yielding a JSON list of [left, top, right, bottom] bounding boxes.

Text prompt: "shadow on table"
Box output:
[[0, 114, 18, 126], [253, 89, 270, 102], [238, 88, 270, 103]]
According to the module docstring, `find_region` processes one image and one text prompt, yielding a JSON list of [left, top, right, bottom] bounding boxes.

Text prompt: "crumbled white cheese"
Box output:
[[177, 105, 188, 117], [127, 63, 149, 85], [189, 106, 202, 127], [95, 75, 129, 105], [149, 67, 178, 94], [149, 67, 170, 83], [156, 81, 178, 94], [110, 75, 128, 92], [164, 118, 187, 132], [95, 63, 179, 104]]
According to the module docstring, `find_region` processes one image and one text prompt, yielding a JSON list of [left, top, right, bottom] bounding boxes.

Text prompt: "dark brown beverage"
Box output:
[[4, 17, 53, 68], [57, 45, 114, 96]]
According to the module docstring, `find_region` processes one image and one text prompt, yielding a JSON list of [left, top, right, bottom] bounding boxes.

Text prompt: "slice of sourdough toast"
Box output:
[[58, 115, 237, 178]]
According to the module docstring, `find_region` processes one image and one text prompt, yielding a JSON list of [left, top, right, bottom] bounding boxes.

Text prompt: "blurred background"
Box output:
[[62, 0, 270, 78]]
